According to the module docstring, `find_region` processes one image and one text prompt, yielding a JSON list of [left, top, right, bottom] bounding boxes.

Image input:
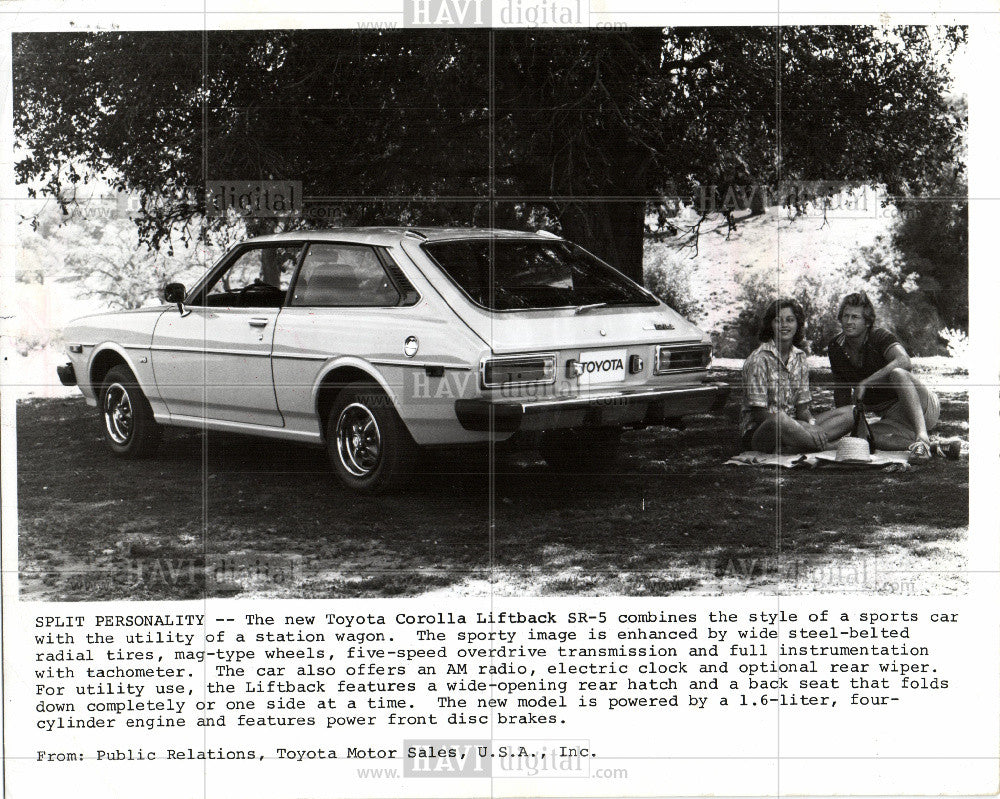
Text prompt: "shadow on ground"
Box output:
[[16, 365, 968, 599]]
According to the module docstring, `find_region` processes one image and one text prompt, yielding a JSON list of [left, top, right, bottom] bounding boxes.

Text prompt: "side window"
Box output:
[[198, 245, 302, 308], [291, 244, 401, 307]]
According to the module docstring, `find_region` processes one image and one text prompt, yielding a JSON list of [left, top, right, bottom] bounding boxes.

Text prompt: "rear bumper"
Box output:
[[455, 381, 730, 433], [56, 362, 77, 386]]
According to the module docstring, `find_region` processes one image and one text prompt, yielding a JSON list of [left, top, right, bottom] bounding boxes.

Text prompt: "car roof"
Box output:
[[245, 227, 561, 246]]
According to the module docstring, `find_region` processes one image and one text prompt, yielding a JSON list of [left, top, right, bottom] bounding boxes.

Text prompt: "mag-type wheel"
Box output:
[[99, 365, 162, 457], [326, 383, 417, 493]]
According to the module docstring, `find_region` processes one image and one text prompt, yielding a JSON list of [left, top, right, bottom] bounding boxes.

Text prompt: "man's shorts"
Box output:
[[870, 387, 940, 434]]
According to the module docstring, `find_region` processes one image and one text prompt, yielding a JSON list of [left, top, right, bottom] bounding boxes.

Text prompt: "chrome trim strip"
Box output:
[[147, 346, 470, 370], [73, 344, 152, 351], [651, 367, 709, 376], [514, 383, 720, 412], [162, 414, 322, 444], [148, 344, 270, 357], [371, 359, 472, 370], [271, 352, 330, 362]]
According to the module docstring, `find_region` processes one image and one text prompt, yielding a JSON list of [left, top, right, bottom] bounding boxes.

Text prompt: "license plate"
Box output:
[[578, 348, 627, 385]]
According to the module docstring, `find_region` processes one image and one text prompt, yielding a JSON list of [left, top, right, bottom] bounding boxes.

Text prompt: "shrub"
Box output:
[[643, 245, 703, 321], [728, 264, 874, 358], [14, 330, 53, 357], [725, 233, 949, 359], [939, 327, 969, 368], [851, 235, 946, 355], [875, 292, 944, 355]]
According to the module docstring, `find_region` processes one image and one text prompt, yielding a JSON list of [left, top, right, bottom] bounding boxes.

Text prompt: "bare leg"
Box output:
[[813, 405, 854, 444], [751, 411, 819, 454], [864, 368, 936, 451], [883, 367, 930, 444]]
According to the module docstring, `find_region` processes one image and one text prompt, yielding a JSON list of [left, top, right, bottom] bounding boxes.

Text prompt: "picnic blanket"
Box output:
[[725, 449, 912, 469]]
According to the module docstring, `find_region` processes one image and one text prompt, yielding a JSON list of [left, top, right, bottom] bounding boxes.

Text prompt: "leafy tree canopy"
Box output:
[[14, 26, 966, 284]]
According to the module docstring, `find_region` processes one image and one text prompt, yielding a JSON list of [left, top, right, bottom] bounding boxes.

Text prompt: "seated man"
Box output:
[[827, 292, 944, 459], [740, 298, 854, 454]]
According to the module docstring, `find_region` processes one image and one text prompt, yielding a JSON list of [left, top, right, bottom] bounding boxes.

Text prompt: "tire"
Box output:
[[540, 426, 623, 473], [326, 383, 418, 494], [99, 364, 162, 458]]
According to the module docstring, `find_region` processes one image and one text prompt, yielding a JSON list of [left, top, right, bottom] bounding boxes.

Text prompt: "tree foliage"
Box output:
[[17, 202, 208, 310], [14, 27, 966, 285], [889, 95, 968, 330]]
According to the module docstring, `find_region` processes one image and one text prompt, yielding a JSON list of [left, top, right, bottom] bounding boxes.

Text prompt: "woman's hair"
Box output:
[[758, 298, 806, 346], [837, 291, 876, 327]]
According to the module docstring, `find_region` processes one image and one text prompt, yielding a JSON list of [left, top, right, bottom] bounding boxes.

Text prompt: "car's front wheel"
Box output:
[[99, 364, 162, 457], [326, 383, 417, 494], [540, 426, 623, 473]]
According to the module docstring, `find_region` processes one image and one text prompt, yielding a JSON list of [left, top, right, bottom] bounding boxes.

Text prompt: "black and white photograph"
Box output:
[[8, 24, 972, 601], [2, 7, 998, 799]]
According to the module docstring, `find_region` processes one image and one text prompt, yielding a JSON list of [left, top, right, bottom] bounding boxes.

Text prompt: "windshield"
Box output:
[[421, 239, 657, 312]]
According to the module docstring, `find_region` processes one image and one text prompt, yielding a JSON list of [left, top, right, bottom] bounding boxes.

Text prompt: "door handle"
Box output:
[[249, 317, 269, 328]]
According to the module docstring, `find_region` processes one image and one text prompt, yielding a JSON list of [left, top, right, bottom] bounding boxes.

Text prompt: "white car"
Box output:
[[57, 228, 728, 492]]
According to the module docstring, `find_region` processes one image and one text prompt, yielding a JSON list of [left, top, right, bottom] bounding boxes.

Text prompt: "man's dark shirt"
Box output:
[[827, 326, 902, 408]]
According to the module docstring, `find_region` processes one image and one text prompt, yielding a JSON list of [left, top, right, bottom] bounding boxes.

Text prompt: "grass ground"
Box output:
[[16, 359, 968, 601]]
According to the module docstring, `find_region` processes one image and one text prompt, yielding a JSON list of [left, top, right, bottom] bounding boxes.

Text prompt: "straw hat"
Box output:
[[836, 436, 872, 463]]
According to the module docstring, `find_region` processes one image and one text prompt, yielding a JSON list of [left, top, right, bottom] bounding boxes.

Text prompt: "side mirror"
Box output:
[[163, 283, 190, 316], [164, 282, 185, 303]]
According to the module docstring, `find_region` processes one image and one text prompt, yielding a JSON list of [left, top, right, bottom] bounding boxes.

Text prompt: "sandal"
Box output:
[[931, 437, 963, 460], [907, 440, 932, 462]]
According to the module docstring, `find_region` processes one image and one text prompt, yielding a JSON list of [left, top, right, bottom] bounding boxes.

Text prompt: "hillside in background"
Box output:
[[643, 195, 956, 358]]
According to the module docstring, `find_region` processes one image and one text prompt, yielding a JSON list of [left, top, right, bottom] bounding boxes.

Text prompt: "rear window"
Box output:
[[421, 239, 657, 311]]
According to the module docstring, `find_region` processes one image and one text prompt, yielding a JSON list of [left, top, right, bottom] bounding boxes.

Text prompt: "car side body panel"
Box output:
[[272, 303, 491, 446], [150, 306, 283, 426], [62, 308, 167, 409]]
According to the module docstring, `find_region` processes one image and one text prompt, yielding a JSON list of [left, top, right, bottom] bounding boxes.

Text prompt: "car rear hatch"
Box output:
[[402, 235, 710, 353], [456, 302, 707, 354], [404, 234, 716, 407]]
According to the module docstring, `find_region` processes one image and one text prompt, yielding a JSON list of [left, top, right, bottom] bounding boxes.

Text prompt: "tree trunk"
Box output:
[[261, 248, 281, 286], [248, 217, 282, 284], [749, 180, 767, 216], [557, 201, 647, 286]]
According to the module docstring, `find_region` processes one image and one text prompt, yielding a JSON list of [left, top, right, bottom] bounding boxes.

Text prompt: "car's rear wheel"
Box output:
[[326, 383, 417, 494], [99, 364, 162, 457], [540, 426, 623, 473]]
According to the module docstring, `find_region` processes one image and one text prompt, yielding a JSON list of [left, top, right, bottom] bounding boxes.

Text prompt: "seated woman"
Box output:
[[739, 298, 854, 454]]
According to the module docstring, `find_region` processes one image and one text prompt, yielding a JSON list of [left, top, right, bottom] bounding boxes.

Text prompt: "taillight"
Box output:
[[481, 355, 557, 388], [654, 344, 712, 374]]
